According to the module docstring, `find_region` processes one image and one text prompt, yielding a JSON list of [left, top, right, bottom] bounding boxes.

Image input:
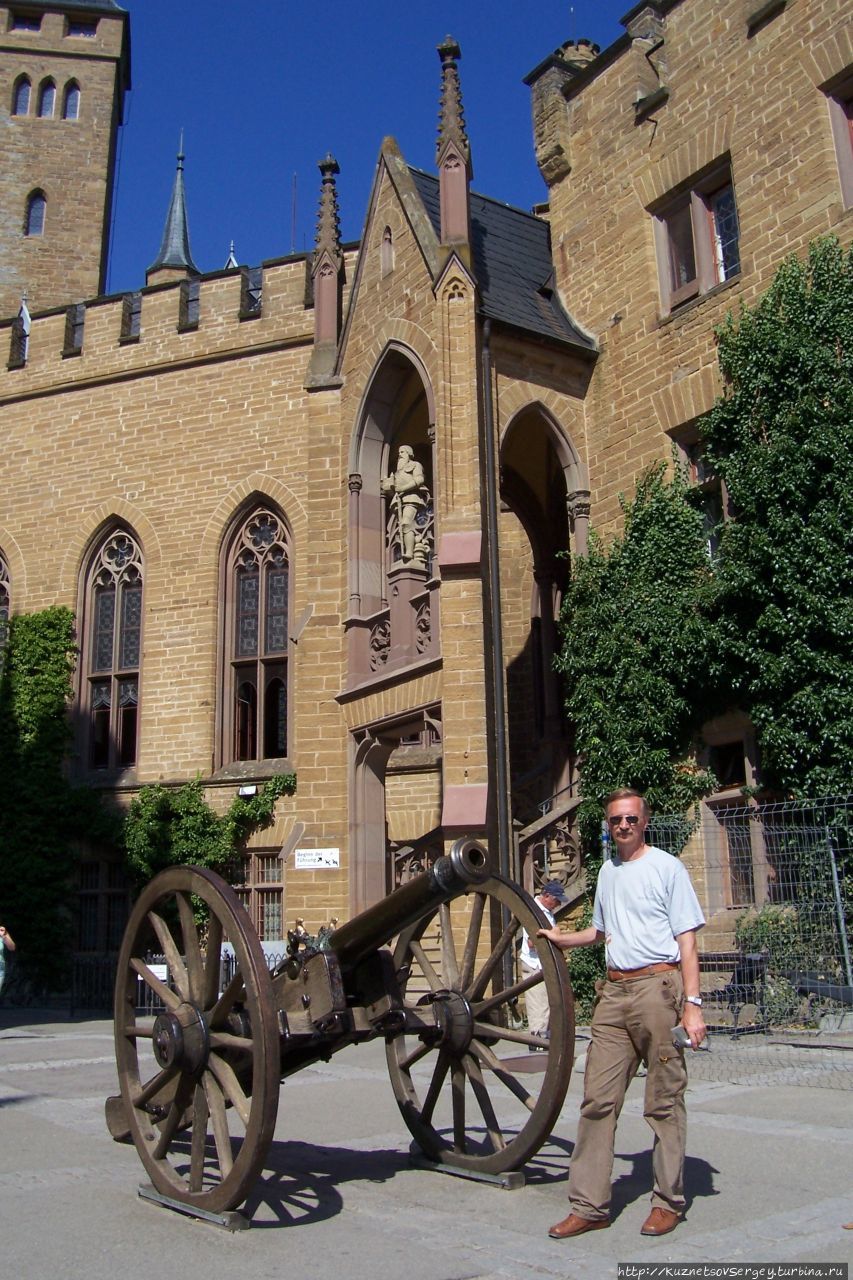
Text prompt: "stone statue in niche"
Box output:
[[381, 444, 431, 567]]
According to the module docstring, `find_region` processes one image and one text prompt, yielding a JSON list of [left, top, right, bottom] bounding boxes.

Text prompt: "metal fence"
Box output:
[[647, 796, 852, 1088]]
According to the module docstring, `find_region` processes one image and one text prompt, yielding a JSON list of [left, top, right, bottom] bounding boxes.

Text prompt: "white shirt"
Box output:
[[592, 844, 705, 970], [520, 898, 556, 970]]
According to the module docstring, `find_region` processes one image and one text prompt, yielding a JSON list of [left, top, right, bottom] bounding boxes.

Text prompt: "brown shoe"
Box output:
[[640, 1207, 681, 1236], [548, 1212, 610, 1239]]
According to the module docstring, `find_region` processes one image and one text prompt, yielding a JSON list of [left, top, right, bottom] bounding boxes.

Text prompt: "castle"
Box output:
[[0, 0, 850, 955]]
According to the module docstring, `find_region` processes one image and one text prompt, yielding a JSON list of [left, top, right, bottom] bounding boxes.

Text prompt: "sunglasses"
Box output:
[[607, 814, 641, 826]]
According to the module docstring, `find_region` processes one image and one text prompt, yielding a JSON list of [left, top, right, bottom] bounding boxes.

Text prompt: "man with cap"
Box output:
[[520, 880, 568, 1049]]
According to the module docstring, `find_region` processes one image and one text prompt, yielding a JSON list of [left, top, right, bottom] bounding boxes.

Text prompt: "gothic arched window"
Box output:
[[37, 79, 56, 117], [25, 190, 46, 236], [0, 552, 10, 668], [62, 81, 80, 120], [12, 76, 31, 116], [222, 506, 291, 763], [82, 527, 144, 770]]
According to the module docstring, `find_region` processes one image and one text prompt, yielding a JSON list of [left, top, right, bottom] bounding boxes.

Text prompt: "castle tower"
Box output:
[[0, 1, 130, 318]]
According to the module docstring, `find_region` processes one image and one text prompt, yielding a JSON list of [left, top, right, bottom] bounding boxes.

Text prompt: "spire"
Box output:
[[435, 37, 472, 252], [312, 153, 343, 268], [436, 37, 470, 169], [224, 241, 238, 270], [147, 135, 199, 281], [306, 154, 344, 389]]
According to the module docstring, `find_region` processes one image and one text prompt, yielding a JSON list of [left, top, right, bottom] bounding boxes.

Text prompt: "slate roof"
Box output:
[[38, 1, 127, 10], [408, 168, 595, 354]]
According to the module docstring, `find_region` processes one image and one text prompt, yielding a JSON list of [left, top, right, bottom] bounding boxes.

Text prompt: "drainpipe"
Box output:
[[481, 319, 513, 886]]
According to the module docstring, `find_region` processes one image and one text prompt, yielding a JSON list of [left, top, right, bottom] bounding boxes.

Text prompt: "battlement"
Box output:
[[0, 248, 359, 401], [0, 3, 126, 62]]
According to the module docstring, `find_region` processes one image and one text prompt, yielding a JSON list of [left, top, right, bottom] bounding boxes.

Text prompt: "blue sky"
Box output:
[[107, 1, 629, 295]]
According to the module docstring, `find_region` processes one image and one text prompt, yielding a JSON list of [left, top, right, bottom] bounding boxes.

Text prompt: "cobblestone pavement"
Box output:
[[0, 1011, 851, 1280]]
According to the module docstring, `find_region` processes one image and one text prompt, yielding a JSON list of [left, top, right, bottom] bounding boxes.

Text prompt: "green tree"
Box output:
[[556, 461, 719, 849], [700, 236, 853, 797]]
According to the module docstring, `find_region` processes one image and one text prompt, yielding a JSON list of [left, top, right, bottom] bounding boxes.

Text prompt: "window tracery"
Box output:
[[83, 527, 144, 770], [223, 506, 291, 763]]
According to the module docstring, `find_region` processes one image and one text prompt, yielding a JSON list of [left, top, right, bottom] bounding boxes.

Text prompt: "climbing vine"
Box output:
[[0, 607, 118, 992], [123, 774, 296, 888], [700, 235, 853, 798], [556, 461, 720, 851], [557, 235, 853, 862]]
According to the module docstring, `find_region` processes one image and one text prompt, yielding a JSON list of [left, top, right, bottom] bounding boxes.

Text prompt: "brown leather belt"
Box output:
[[606, 962, 680, 981]]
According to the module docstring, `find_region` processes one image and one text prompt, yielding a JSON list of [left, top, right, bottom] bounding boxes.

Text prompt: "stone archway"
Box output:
[[498, 404, 586, 824], [346, 343, 437, 685]]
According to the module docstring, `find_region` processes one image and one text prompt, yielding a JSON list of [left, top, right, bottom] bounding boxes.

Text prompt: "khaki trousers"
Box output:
[[567, 969, 687, 1220], [522, 962, 550, 1035]]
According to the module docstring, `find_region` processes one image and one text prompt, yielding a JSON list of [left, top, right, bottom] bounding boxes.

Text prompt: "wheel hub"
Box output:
[[152, 1003, 209, 1073], [432, 989, 474, 1055]]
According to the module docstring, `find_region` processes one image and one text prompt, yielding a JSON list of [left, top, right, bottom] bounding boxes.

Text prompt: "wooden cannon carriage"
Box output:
[[105, 838, 574, 1218]]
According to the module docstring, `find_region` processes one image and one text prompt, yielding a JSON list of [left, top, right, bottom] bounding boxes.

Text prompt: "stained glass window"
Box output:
[[84, 528, 144, 770], [0, 553, 10, 669], [12, 77, 30, 116], [225, 507, 290, 762], [62, 82, 80, 120], [37, 80, 55, 118]]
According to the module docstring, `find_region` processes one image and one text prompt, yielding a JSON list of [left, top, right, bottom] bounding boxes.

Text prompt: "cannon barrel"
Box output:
[[328, 837, 491, 971]]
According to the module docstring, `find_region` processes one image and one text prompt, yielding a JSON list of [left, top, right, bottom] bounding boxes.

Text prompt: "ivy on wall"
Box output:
[[0, 607, 118, 992], [701, 235, 853, 798], [558, 235, 853, 849], [556, 461, 720, 852], [123, 774, 296, 888]]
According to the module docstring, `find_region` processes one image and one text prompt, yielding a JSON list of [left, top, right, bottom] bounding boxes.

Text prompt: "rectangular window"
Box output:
[[670, 423, 729, 561], [654, 166, 741, 314], [827, 77, 853, 209], [237, 851, 285, 941]]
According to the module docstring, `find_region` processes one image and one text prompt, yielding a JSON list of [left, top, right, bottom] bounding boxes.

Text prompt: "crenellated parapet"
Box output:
[[524, 39, 600, 187], [0, 249, 358, 401]]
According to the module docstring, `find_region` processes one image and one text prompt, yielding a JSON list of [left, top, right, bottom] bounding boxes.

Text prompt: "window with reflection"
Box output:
[[83, 527, 144, 770], [62, 80, 80, 120], [0, 552, 10, 669], [37, 79, 55, 117], [25, 189, 46, 236], [12, 76, 30, 116], [223, 506, 290, 763]]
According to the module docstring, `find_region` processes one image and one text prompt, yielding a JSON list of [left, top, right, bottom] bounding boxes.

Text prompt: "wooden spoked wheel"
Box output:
[[386, 874, 574, 1174], [113, 866, 280, 1213]]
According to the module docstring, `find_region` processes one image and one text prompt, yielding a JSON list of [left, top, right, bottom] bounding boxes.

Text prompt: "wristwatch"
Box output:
[[685, 995, 703, 1006]]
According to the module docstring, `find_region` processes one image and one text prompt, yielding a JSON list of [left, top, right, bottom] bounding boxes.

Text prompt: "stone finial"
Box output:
[[306, 154, 344, 387], [436, 37, 470, 167], [435, 37, 472, 250], [313, 153, 343, 269]]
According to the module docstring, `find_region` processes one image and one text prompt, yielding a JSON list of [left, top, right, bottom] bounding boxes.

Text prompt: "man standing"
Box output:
[[519, 880, 568, 1049], [538, 788, 706, 1239]]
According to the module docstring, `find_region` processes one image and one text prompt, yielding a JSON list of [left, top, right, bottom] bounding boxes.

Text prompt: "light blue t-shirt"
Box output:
[[592, 844, 705, 970]]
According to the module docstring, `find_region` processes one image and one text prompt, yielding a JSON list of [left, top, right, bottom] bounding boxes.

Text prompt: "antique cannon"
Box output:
[[106, 838, 574, 1217]]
